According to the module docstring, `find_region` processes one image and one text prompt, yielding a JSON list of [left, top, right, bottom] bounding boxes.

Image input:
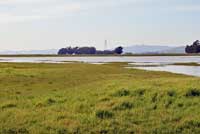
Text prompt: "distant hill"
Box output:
[[0, 49, 58, 55], [124, 45, 185, 54], [159, 46, 185, 54], [0, 45, 186, 55]]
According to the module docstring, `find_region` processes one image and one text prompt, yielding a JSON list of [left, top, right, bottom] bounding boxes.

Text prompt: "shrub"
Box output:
[[96, 110, 113, 119], [57, 116, 66, 121], [35, 102, 45, 108], [134, 89, 145, 96], [99, 129, 108, 134], [114, 102, 134, 110], [46, 98, 56, 105], [48, 81, 53, 84], [18, 128, 29, 134], [177, 103, 184, 108], [165, 100, 173, 108], [185, 89, 200, 97], [1, 103, 17, 109], [2, 128, 18, 134], [167, 90, 176, 97], [176, 120, 200, 133], [57, 128, 68, 134], [2, 128, 29, 134], [99, 97, 110, 102], [114, 89, 130, 97], [15, 91, 21, 95], [153, 104, 157, 110], [152, 93, 158, 103]]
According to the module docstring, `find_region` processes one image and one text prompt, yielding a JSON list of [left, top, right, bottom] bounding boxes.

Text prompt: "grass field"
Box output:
[[0, 62, 200, 134]]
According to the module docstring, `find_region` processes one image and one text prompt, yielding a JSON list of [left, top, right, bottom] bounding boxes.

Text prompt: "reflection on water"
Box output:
[[132, 65, 200, 77]]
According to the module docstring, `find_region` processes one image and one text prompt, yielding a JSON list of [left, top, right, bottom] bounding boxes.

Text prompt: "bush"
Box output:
[[134, 89, 145, 96], [167, 90, 176, 97], [46, 98, 56, 105], [177, 103, 184, 108], [114, 102, 134, 110], [114, 89, 130, 97], [57, 128, 68, 134], [2, 128, 29, 134], [18, 128, 29, 134], [96, 110, 113, 119], [1, 103, 17, 109], [185, 89, 200, 97], [176, 120, 200, 133], [152, 93, 158, 103], [99, 129, 108, 134], [165, 99, 173, 108]]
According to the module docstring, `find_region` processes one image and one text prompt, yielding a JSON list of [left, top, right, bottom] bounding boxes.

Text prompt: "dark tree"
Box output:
[[114, 46, 123, 54], [193, 40, 200, 46], [75, 47, 96, 54], [58, 47, 79, 55], [58, 46, 123, 55], [58, 48, 67, 55], [185, 40, 200, 53], [66, 47, 75, 54]]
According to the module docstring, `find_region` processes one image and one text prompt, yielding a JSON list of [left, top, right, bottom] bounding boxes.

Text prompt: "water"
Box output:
[[1, 56, 200, 63], [1, 56, 200, 76], [131, 65, 200, 77]]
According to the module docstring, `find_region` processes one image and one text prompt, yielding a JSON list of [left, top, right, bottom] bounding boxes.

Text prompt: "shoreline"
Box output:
[[0, 53, 199, 57]]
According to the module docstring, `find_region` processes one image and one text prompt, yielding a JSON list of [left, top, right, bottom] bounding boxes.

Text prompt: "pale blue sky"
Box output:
[[0, 0, 200, 50]]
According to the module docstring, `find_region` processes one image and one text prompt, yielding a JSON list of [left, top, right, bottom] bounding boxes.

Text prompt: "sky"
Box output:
[[0, 0, 200, 50]]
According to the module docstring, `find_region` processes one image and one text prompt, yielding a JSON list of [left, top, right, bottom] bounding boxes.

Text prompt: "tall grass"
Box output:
[[0, 62, 199, 133]]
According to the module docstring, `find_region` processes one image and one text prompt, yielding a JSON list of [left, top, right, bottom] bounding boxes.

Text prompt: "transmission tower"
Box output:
[[104, 40, 108, 50]]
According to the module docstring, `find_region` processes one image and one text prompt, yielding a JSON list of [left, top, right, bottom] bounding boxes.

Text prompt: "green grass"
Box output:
[[0, 62, 199, 134], [172, 62, 200, 66]]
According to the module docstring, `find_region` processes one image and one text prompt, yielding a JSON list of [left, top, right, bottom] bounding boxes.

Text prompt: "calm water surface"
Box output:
[[1, 56, 200, 77], [0, 56, 200, 63], [131, 65, 200, 77]]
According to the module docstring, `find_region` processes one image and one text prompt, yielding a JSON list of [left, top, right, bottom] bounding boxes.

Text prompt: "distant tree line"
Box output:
[[185, 40, 200, 53], [58, 46, 123, 55]]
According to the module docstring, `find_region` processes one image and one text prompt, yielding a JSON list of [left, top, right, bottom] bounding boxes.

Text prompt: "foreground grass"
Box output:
[[0, 62, 199, 134]]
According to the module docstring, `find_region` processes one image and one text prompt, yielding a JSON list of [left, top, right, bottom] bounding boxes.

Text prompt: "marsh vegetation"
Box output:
[[0, 62, 199, 134]]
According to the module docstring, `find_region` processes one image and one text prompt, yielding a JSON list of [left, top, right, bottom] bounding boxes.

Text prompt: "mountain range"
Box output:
[[0, 49, 58, 55], [0, 45, 185, 54], [123, 45, 185, 54]]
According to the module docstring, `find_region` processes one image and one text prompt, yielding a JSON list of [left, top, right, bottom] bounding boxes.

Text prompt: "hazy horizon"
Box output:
[[0, 44, 186, 51], [1, 0, 200, 50]]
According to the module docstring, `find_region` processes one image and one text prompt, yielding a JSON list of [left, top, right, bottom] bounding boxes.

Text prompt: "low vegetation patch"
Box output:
[[114, 101, 134, 110], [167, 90, 177, 97], [133, 89, 146, 96], [0, 62, 199, 133], [2, 128, 29, 134], [57, 128, 68, 134], [96, 110, 114, 119], [185, 88, 200, 97], [1, 103, 17, 109], [46, 98, 56, 105], [165, 99, 173, 108], [113, 89, 130, 97], [152, 93, 158, 103]]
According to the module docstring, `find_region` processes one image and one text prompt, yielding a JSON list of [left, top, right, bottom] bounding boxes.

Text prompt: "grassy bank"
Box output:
[[0, 62, 199, 134], [172, 62, 200, 66]]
